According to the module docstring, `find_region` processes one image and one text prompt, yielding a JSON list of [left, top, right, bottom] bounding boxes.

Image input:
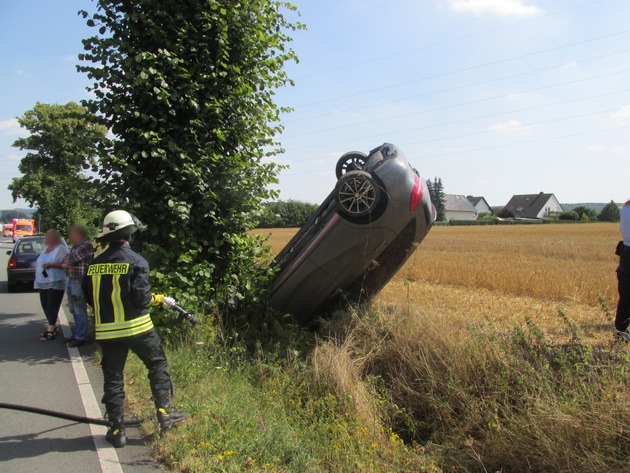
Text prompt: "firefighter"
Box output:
[[85, 210, 186, 448]]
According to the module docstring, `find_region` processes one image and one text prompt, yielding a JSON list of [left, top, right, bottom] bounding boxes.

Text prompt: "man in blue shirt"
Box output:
[[616, 200, 630, 342]]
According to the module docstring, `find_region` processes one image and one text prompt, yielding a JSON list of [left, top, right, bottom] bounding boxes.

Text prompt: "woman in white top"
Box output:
[[616, 200, 630, 341], [34, 229, 68, 341]]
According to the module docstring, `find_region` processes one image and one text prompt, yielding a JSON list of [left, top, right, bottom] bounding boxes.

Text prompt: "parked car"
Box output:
[[270, 143, 436, 324], [6, 235, 45, 292]]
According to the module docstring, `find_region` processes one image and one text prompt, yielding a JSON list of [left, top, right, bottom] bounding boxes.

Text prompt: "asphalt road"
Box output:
[[0, 238, 161, 473]]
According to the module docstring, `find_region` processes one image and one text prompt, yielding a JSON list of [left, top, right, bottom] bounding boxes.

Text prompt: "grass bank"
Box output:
[[122, 302, 629, 472]]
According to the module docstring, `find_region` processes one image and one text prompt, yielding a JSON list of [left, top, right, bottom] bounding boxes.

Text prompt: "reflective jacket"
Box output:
[[85, 242, 159, 340]]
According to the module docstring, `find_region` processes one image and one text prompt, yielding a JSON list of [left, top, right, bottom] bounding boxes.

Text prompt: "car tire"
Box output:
[[335, 151, 367, 179], [7, 283, 17, 293], [335, 170, 381, 218]]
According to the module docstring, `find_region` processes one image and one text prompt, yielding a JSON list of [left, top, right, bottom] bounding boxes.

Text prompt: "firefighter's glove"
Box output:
[[150, 293, 165, 307]]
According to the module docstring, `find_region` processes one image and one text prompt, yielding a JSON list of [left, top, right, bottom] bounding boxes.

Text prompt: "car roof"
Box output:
[[15, 235, 45, 243]]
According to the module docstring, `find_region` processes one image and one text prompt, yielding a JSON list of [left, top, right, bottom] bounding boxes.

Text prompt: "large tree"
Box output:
[[427, 178, 446, 221], [8, 102, 108, 231], [599, 200, 620, 222], [77, 1, 303, 321]]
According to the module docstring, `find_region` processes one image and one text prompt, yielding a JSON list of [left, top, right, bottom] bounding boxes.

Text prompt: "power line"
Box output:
[[294, 0, 607, 80], [284, 48, 630, 125], [408, 125, 629, 160], [283, 88, 630, 152], [282, 68, 630, 139], [280, 125, 628, 176], [401, 108, 618, 147], [294, 28, 630, 108]]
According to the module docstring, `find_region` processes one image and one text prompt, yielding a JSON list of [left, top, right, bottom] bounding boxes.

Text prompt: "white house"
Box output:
[[503, 192, 563, 219], [467, 196, 492, 214], [444, 194, 477, 221]]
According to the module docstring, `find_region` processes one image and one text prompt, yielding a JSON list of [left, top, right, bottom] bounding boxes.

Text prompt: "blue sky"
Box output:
[[1, 0, 629, 210]]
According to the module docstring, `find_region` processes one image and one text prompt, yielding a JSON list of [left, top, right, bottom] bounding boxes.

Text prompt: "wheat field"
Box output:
[[255, 223, 622, 339]]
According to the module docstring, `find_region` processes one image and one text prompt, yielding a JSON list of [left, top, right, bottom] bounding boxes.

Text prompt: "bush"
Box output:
[[559, 211, 579, 221], [449, 219, 497, 226], [572, 206, 598, 222], [498, 208, 515, 218]]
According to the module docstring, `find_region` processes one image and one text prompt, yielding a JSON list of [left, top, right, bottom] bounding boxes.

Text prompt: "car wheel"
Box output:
[[335, 170, 381, 218], [335, 151, 367, 179], [7, 283, 17, 293]]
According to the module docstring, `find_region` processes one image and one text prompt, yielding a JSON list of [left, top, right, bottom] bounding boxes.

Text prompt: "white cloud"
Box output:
[[62, 54, 77, 62], [447, 0, 542, 17], [488, 119, 539, 136], [0, 118, 27, 137], [488, 119, 523, 131], [612, 105, 630, 121]]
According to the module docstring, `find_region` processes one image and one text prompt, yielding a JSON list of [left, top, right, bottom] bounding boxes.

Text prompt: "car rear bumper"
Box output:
[[7, 269, 36, 284]]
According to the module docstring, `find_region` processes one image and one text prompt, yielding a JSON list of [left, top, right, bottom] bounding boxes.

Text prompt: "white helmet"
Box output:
[[100, 210, 144, 241]]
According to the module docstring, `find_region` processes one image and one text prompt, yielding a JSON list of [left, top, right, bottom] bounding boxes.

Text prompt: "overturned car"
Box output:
[[270, 143, 436, 324]]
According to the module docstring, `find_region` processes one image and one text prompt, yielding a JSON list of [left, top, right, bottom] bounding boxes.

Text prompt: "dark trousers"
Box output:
[[99, 329, 172, 417], [616, 249, 630, 332], [39, 289, 65, 326]]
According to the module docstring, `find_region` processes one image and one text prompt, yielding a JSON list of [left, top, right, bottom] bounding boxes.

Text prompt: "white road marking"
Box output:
[[58, 306, 124, 473]]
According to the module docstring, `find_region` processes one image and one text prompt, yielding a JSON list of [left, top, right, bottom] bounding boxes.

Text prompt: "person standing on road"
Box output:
[[616, 200, 630, 342], [36, 230, 68, 341], [45, 225, 94, 347], [84, 210, 186, 448]]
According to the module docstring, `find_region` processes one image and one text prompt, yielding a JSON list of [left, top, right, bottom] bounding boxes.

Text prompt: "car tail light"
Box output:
[[410, 176, 423, 211], [8, 257, 17, 269]]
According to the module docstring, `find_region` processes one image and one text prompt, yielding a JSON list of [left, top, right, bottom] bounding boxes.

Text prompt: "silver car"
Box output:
[[270, 143, 436, 324]]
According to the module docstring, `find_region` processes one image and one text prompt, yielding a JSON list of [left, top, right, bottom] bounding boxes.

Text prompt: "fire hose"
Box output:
[[0, 300, 198, 426]]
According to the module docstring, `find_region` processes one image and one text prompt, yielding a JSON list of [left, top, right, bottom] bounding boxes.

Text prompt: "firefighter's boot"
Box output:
[[155, 390, 187, 433], [105, 415, 127, 448]]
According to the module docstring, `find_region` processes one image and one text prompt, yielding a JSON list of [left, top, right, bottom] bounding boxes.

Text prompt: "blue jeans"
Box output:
[[67, 278, 88, 341]]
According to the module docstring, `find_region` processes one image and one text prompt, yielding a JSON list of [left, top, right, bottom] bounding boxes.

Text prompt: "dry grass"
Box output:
[[331, 306, 630, 472]]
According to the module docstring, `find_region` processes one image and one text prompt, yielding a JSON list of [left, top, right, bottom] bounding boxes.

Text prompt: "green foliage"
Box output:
[[78, 0, 304, 332], [497, 207, 515, 218], [426, 177, 446, 221], [571, 205, 598, 222], [257, 199, 319, 228], [599, 200, 621, 222], [448, 219, 497, 226], [8, 102, 107, 231], [559, 210, 579, 221]]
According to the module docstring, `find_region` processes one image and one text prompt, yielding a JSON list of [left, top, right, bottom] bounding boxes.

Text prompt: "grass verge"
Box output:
[[121, 301, 629, 472]]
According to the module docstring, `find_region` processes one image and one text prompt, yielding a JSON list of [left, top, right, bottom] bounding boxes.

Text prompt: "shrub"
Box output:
[[498, 208, 515, 218], [572, 206, 598, 221], [559, 211, 579, 220]]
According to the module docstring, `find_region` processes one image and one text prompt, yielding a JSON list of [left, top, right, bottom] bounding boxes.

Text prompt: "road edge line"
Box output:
[[58, 305, 124, 473]]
